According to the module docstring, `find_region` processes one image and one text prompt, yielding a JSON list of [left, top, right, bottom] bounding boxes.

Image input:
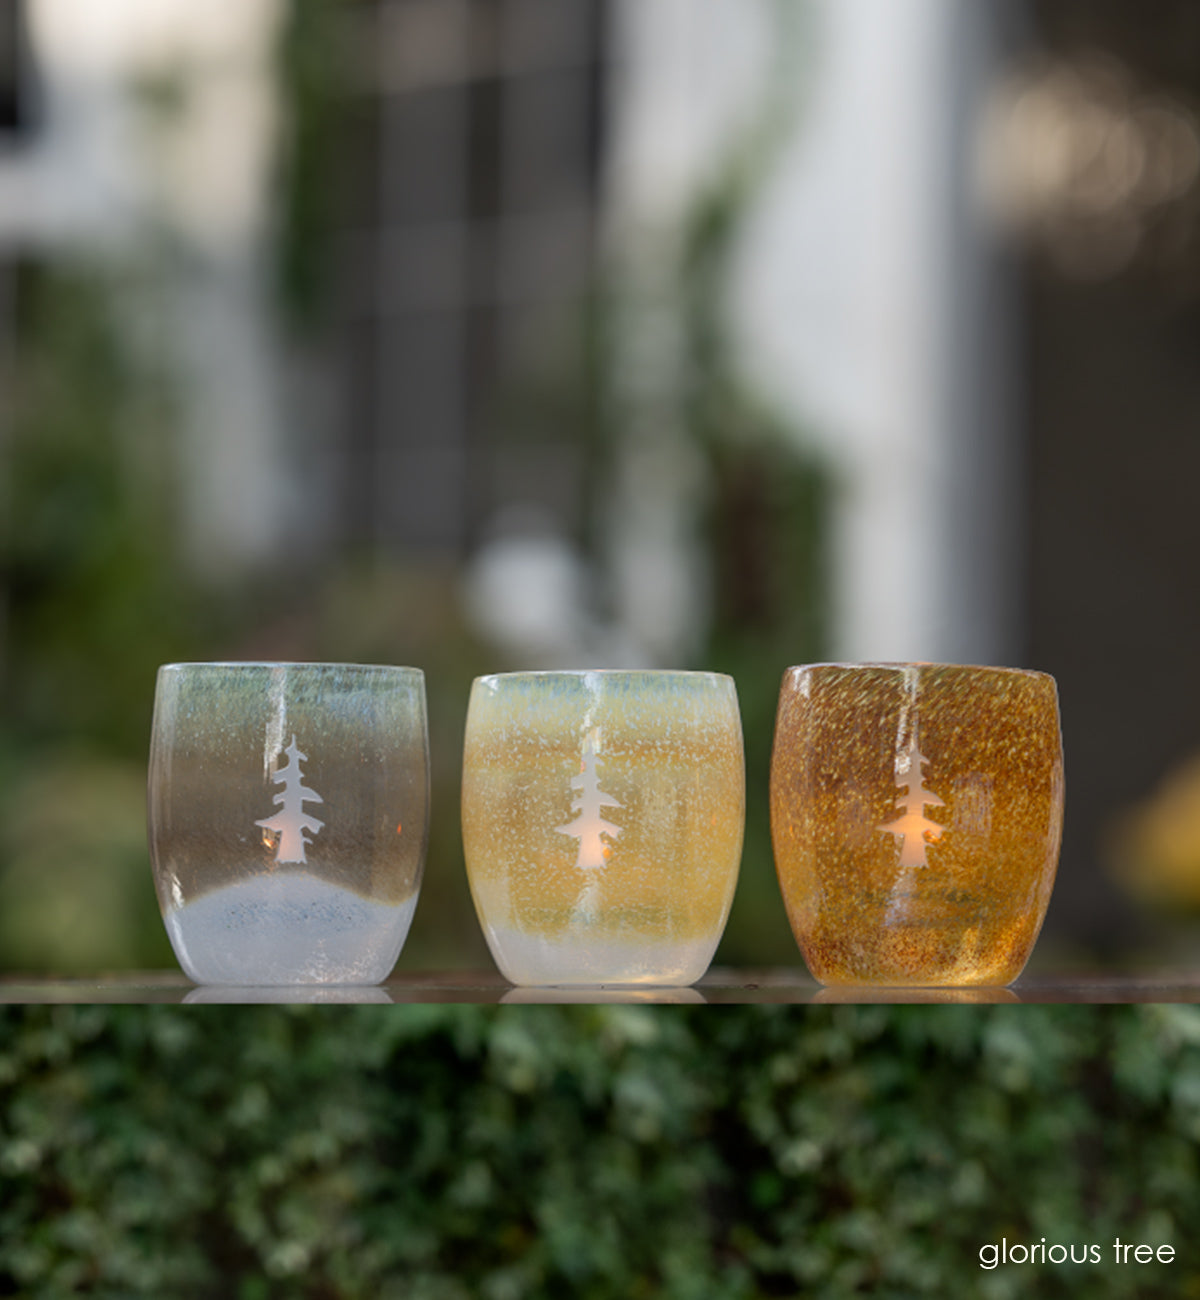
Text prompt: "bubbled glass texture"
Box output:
[[770, 663, 1064, 987], [148, 663, 429, 985], [462, 670, 745, 986]]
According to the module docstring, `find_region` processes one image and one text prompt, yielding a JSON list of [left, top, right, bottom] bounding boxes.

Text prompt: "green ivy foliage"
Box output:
[[1, 1005, 1197, 1298], [0, 262, 225, 973]]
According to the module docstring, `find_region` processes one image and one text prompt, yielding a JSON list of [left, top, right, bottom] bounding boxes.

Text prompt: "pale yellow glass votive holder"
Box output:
[[462, 670, 745, 986], [770, 662, 1064, 987], [148, 662, 429, 985]]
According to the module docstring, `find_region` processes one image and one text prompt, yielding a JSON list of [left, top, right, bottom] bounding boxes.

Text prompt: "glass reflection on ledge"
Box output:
[[184, 985, 393, 1004], [811, 985, 1020, 1005], [501, 985, 707, 1005]]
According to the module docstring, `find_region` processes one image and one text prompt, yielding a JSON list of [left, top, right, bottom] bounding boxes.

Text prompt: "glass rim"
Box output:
[[157, 661, 424, 676], [784, 661, 1054, 682], [473, 668, 735, 685]]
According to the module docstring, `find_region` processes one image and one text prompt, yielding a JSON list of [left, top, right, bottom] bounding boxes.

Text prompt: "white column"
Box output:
[[611, 0, 1018, 665]]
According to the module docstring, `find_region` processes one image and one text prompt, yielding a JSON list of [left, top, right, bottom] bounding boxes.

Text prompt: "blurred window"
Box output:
[[338, 0, 607, 556]]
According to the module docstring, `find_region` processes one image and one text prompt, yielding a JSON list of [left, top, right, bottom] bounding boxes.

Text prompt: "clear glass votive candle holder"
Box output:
[[770, 662, 1064, 987], [462, 670, 745, 986], [148, 662, 429, 985]]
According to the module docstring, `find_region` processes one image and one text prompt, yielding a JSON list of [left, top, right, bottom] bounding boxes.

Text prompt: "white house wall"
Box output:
[[0, 0, 292, 577]]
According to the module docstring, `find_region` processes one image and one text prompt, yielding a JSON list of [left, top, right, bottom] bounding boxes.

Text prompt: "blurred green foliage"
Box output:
[[0, 262, 209, 757], [273, 0, 350, 335], [0, 262, 228, 973], [0, 1003, 1195, 1298]]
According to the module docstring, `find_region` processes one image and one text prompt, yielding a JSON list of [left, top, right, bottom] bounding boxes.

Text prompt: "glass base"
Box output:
[[164, 871, 418, 985]]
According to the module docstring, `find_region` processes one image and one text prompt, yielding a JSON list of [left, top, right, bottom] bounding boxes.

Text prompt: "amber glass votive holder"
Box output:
[[462, 670, 745, 986], [770, 663, 1063, 987], [148, 662, 429, 985]]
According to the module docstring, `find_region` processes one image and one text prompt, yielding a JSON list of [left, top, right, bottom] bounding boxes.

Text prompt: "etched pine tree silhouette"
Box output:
[[256, 736, 325, 864], [879, 725, 946, 869], [556, 731, 622, 874]]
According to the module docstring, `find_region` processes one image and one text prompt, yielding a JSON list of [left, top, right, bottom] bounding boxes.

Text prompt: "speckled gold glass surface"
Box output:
[[462, 670, 745, 986], [770, 663, 1063, 987], [148, 663, 429, 985]]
